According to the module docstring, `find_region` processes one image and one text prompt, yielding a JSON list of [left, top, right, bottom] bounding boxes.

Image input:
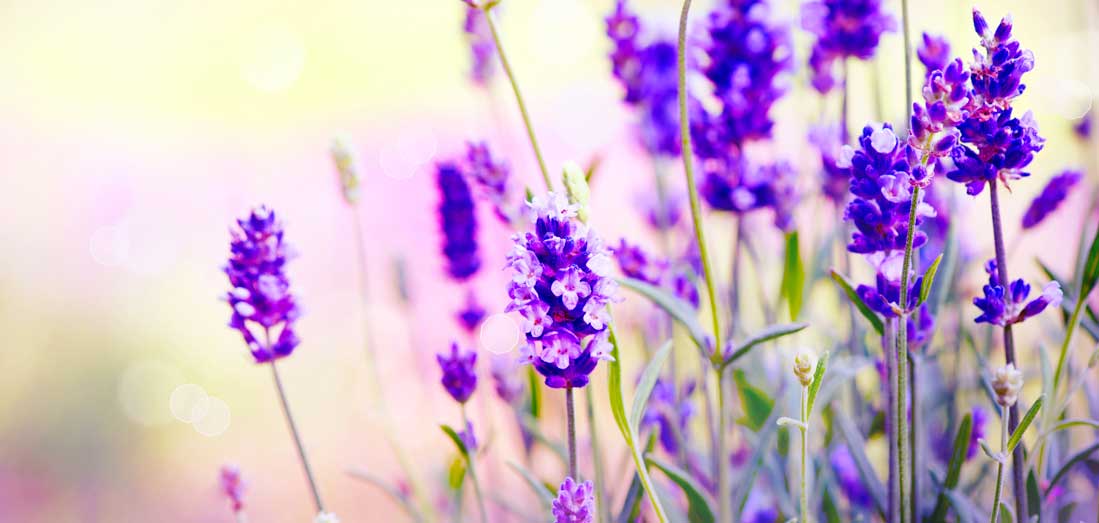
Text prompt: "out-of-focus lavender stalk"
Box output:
[[460, 405, 489, 523], [480, 3, 552, 190]]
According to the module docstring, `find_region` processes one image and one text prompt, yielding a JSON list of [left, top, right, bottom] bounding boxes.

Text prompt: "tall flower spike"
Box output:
[[1021, 169, 1082, 229], [220, 464, 247, 514], [437, 162, 482, 281], [700, 156, 799, 231], [800, 0, 896, 93], [224, 206, 302, 363], [973, 259, 1063, 327], [463, 5, 495, 86], [437, 342, 478, 404], [465, 141, 513, 223], [552, 477, 595, 523], [507, 193, 619, 389], [830, 446, 874, 509], [990, 363, 1023, 407]]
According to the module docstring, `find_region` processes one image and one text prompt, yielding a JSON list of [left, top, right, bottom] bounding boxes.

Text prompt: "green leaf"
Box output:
[[527, 366, 541, 419], [440, 424, 469, 457], [607, 326, 630, 443], [999, 503, 1015, 523], [1045, 442, 1099, 499], [1081, 220, 1099, 298], [1026, 470, 1041, 519], [822, 486, 842, 523], [830, 270, 884, 335], [646, 455, 716, 523], [806, 351, 830, 414], [506, 461, 554, 510], [919, 253, 943, 305], [929, 413, 973, 523], [942, 488, 980, 523], [731, 400, 781, 517], [1006, 395, 1043, 454], [733, 369, 775, 432], [447, 455, 466, 490], [1058, 502, 1078, 523], [629, 340, 673, 430], [723, 322, 809, 368], [618, 277, 709, 356], [780, 231, 805, 320]]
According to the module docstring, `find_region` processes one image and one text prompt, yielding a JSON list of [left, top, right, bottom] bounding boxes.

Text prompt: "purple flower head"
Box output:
[[973, 259, 1063, 326], [801, 0, 895, 93], [908, 59, 970, 177], [968, 10, 1033, 112], [905, 303, 935, 351], [458, 420, 478, 452], [463, 7, 495, 86], [641, 378, 697, 454], [615, 239, 667, 285], [742, 487, 778, 523], [456, 291, 486, 333], [220, 464, 246, 513], [465, 141, 513, 223], [1021, 169, 1082, 229], [437, 342, 478, 404], [224, 206, 302, 363], [701, 0, 793, 147], [490, 355, 524, 404], [856, 271, 923, 319], [437, 162, 481, 281], [917, 33, 951, 78], [508, 193, 620, 389], [830, 446, 874, 508], [552, 477, 595, 523], [1076, 110, 1092, 140], [701, 156, 799, 231], [637, 189, 684, 231], [968, 407, 988, 459]]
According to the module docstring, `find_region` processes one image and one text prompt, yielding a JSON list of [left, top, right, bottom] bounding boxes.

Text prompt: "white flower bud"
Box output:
[[990, 363, 1023, 407], [793, 351, 814, 387]]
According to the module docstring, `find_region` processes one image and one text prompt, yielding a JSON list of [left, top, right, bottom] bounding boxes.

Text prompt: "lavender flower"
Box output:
[[507, 193, 619, 389], [464, 6, 495, 86], [615, 239, 700, 308], [552, 477, 595, 523], [459, 420, 479, 452], [637, 189, 684, 230], [1021, 170, 1082, 229], [641, 378, 697, 454], [908, 59, 969, 174], [830, 446, 874, 508], [741, 488, 778, 523], [490, 355, 524, 404], [224, 206, 302, 363], [437, 342, 478, 404], [465, 141, 513, 223], [801, 0, 895, 93], [917, 33, 951, 78], [220, 464, 246, 513], [701, 157, 799, 231], [437, 162, 481, 281], [809, 123, 850, 204], [968, 407, 987, 460], [973, 259, 1063, 327], [456, 292, 486, 333], [1076, 110, 1092, 140]]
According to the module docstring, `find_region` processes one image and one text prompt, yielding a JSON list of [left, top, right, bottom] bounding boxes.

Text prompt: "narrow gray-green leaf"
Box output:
[[929, 413, 973, 522], [731, 397, 782, 517], [723, 322, 809, 368], [830, 270, 884, 335], [733, 369, 775, 432], [646, 455, 716, 523], [506, 461, 554, 510], [607, 325, 630, 441], [618, 277, 709, 355], [942, 488, 981, 523], [440, 424, 469, 457], [919, 253, 944, 305], [1006, 395, 1043, 454], [616, 473, 644, 523], [780, 231, 805, 320], [1045, 442, 1099, 498], [1081, 220, 1099, 297], [629, 340, 673, 430], [805, 351, 830, 414]]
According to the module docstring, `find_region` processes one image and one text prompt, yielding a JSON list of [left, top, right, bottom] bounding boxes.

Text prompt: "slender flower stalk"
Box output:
[[461, 405, 489, 523], [481, 3, 552, 190], [793, 352, 814, 523], [566, 386, 578, 480], [988, 364, 1023, 523], [271, 360, 325, 513]]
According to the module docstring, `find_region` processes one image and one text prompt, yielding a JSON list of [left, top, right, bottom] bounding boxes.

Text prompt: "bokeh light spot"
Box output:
[[118, 360, 183, 426], [479, 313, 520, 355], [193, 396, 232, 437], [169, 384, 211, 423]]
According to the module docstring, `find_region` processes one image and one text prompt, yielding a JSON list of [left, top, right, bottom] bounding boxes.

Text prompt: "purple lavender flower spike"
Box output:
[[801, 0, 896, 93], [456, 291, 487, 333], [458, 420, 478, 452], [809, 124, 850, 204], [437, 162, 481, 281], [830, 446, 874, 508], [463, 6, 495, 86], [701, 157, 799, 231], [220, 464, 247, 513], [917, 33, 951, 78], [437, 342, 478, 404], [224, 206, 302, 363], [973, 259, 1063, 326], [552, 477, 595, 523], [614, 239, 666, 285], [508, 193, 619, 389], [641, 378, 697, 454], [968, 407, 987, 460], [1021, 169, 1082, 229], [1076, 110, 1092, 140], [465, 141, 513, 223]]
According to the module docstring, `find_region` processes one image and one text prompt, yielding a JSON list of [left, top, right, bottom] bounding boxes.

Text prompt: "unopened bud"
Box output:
[[990, 363, 1023, 407], [793, 351, 814, 387], [331, 138, 360, 205], [562, 162, 591, 223]]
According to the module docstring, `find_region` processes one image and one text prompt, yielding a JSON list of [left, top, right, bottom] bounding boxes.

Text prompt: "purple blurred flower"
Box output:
[[641, 378, 696, 455], [801, 0, 895, 93], [1076, 110, 1092, 140], [508, 193, 619, 389], [809, 123, 850, 204], [973, 259, 1063, 326], [917, 33, 951, 78], [465, 141, 513, 223], [701, 156, 799, 231], [615, 239, 666, 285], [220, 464, 246, 513], [437, 162, 481, 281], [1021, 169, 1082, 229], [830, 446, 874, 509], [490, 355, 524, 404], [968, 407, 987, 459], [438, 342, 478, 404], [856, 272, 922, 319], [459, 420, 478, 452], [637, 189, 684, 231], [224, 206, 302, 363], [741, 487, 778, 523], [456, 291, 486, 333], [463, 6, 495, 86], [552, 477, 595, 523]]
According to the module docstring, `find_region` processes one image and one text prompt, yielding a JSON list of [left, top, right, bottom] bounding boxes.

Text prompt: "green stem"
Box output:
[[896, 185, 920, 523], [461, 405, 489, 523], [715, 367, 728, 523], [900, 0, 913, 132], [989, 407, 1009, 523], [1052, 297, 1085, 402], [270, 360, 325, 513], [482, 5, 552, 191], [800, 384, 810, 523]]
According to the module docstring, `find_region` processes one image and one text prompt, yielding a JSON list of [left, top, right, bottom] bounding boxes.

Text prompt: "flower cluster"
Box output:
[[641, 378, 697, 454], [701, 157, 799, 231], [224, 206, 302, 363], [917, 33, 950, 78], [700, 0, 793, 148], [552, 477, 595, 523], [605, 1, 689, 156], [437, 162, 482, 281], [437, 342, 478, 404], [465, 141, 513, 223], [800, 0, 895, 93], [1021, 169, 1081, 229], [973, 259, 1062, 327], [615, 239, 700, 308], [507, 193, 619, 389], [463, 6, 495, 86], [908, 59, 969, 172]]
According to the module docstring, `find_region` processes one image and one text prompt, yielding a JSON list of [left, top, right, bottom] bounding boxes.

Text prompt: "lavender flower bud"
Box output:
[[552, 477, 595, 523], [1021, 170, 1082, 229], [437, 342, 478, 404], [224, 206, 302, 363], [793, 351, 814, 387], [490, 356, 524, 404], [562, 162, 591, 223], [437, 162, 481, 281], [219, 464, 246, 513], [465, 141, 513, 223], [990, 363, 1023, 407], [801, 0, 895, 93], [973, 259, 1062, 326], [330, 138, 360, 205], [917, 32, 951, 78], [463, 6, 495, 86]]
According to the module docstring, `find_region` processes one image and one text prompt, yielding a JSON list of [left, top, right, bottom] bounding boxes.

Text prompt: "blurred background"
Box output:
[[0, 0, 1095, 521]]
